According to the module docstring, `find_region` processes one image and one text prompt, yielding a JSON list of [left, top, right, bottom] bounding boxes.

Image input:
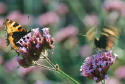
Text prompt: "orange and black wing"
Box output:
[[5, 19, 27, 51]]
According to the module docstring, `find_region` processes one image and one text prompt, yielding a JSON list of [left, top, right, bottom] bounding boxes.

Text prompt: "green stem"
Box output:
[[34, 61, 55, 71], [44, 56, 55, 68], [40, 52, 80, 84], [104, 80, 105, 84], [57, 68, 80, 84], [45, 58, 80, 84], [101, 80, 105, 84]]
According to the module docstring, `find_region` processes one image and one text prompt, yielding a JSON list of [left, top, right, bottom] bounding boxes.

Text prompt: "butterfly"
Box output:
[[5, 19, 28, 51], [85, 26, 119, 51]]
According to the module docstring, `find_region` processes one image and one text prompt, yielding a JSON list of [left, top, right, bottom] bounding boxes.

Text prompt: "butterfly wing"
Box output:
[[85, 27, 97, 41], [5, 19, 27, 51]]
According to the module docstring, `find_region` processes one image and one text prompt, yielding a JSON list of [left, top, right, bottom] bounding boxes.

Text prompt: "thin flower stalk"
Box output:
[[34, 52, 80, 84], [15, 27, 80, 84]]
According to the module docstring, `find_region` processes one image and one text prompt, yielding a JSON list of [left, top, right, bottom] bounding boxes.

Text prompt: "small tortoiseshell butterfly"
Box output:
[[5, 19, 28, 51]]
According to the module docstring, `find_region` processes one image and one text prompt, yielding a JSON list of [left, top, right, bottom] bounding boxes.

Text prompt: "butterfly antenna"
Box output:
[[27, 16, 32, 30]]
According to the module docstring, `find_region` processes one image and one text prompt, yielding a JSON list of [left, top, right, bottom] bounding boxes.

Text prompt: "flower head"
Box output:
[[54, 25, 78, 43], [16, 28, 54, 68], [114, 66, 125, 79], [55, 3, 68, 16], [0, 2, 6, 14], [103, 0, 125, 12], [4, 57, 18, 72], [17, 66, 35, 76], [80, 50, 116, 82], [37, 12, 59, 26], [83, 14, 99, 28]]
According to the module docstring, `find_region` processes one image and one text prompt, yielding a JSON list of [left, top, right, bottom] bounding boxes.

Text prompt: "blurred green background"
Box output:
[[0, 0, 125, 84]]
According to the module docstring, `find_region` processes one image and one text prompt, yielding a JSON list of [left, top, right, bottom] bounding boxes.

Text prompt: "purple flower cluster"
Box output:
[[80, 50, 116, 82], [16, 28, 54, 68]]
